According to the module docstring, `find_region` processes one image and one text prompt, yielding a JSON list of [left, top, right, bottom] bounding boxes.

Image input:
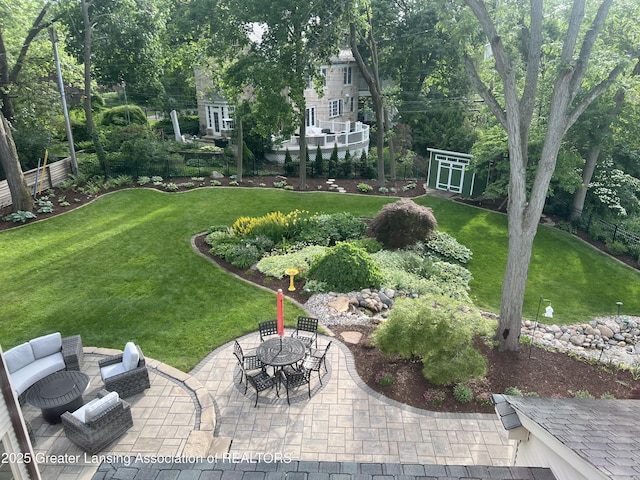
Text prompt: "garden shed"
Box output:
[[426, 148, 484, 198]]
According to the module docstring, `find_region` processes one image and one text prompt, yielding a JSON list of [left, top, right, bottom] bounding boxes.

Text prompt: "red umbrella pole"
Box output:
[[277, 289, 285, 337]]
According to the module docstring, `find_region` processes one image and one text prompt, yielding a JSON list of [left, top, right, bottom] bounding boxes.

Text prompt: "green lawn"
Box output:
[[2, 188, 639, 371]]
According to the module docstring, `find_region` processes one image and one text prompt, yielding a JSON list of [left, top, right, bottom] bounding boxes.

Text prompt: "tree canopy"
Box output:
[[458, 0, 636, 350]]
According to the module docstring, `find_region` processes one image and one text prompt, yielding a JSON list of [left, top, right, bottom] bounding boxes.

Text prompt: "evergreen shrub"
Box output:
[[314, 145, 324, 177], [101, 105, 148, 126], [307, 242, 382, 292], [328, 144, 339, 177]]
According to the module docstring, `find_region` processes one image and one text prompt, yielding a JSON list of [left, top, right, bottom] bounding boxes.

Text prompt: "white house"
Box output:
[[493, 394, 640, 480], [0, 347, 40, 479], [195, 50, 370, 162]]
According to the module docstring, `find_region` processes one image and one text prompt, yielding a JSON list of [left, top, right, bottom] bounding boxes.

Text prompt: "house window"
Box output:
[[329, 99, 343, 118], [343, 66, 352, 85], [320, 67, 328, 87], [223, 106, 235, 130], [306, 106, 316, 127], [350, 96, 355, 112]]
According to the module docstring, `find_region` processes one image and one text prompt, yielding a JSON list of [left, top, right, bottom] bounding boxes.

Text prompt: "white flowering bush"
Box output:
[[590, 160, 640, 217]]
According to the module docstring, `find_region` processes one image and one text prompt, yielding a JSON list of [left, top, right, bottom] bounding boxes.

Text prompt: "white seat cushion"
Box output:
[[100, 362, 127, 381], [122, 342, 139, 371], [11, 353, 65, 396], [29, 332, 62, 359], [72, 398, 99, 423], [5, 343, 35, 374], [74, 392, 120, 424]]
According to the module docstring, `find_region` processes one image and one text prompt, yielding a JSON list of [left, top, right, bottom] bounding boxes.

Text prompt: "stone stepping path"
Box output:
[[326, 178, 347, 193], [340, 331, 363, 344]]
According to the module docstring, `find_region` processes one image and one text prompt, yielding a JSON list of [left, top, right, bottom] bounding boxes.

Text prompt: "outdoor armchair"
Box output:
[[234, 340, 264, 385], [242, 366, 277, 407], [99, 342, 151, 398], [258, 320, 278, 342], [303, 341, 332, 385], [61, 389, 133, 455], [277, 365, 311, 405], [291, 316, 319, 349]]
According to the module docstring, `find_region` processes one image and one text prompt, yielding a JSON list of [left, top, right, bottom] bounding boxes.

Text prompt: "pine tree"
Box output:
[[314, 144, 324, 177], [328, 143, 339, 177], [341, 149, 352, 178], [284, 149, 294, 176]]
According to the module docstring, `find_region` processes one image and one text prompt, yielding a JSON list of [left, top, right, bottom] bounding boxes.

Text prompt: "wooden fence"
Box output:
[[0, 157, 72, 208]]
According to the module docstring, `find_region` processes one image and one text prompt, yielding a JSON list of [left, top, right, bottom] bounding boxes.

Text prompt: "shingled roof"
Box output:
[[93, 459, 557, 480], [492, 395, 640, 480]]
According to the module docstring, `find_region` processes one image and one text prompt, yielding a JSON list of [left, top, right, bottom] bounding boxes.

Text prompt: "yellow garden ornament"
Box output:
[[284, 268, 300, 291]]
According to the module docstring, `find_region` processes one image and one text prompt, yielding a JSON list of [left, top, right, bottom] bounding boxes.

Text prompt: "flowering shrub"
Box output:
[[375, 370, 394, 386], [423, 389, 446, 406], [475, 392, 492, 407], [231, 210, 311, 242]]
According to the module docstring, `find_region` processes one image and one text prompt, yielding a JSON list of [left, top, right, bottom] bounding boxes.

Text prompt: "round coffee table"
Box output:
[[27, 370, 90, 424]]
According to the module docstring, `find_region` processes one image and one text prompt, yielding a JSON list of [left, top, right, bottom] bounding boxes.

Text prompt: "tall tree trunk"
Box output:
[[298, 108, 307, 190], [0, 32, 16, 123], [236, 118, 243, 182], [0, 2, 54, 123], [570, 146, 600, 221], [385, 108, 395, 181], [349, 16, 386, 187], [0, 112, 33, 212], [81, 0, 109, 176], [464, 0, 620, 350], [0, 2, 56, 205], [373, 97, 385, 186]]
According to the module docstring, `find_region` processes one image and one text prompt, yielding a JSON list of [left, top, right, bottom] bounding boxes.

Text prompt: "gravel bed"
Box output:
[[304, 293, 640, 370]]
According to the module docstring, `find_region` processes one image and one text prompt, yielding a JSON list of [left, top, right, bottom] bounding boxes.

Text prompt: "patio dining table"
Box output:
[[256, 337, 306, 369]]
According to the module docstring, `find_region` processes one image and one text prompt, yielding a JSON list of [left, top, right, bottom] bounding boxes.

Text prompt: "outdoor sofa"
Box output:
[[4, 332, 84, 403]]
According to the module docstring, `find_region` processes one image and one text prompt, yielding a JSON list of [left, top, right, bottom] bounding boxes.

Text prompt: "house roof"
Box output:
[[94, 459, 557, 480], [492, 395, 640, 480]]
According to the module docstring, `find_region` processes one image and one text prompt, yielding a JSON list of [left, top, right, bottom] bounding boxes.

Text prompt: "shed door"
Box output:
[[436, 160, 465, 194], [206, 105, 222, 136]]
